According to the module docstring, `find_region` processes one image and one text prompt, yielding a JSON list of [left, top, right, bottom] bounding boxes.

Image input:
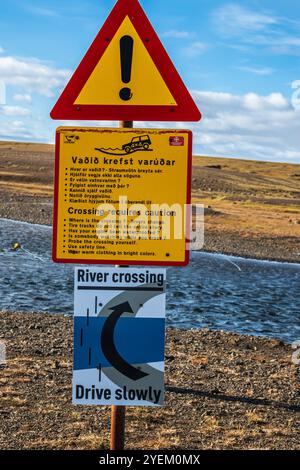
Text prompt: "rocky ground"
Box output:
[[0, 312, 299, 450], [0, 141, 299, 262]]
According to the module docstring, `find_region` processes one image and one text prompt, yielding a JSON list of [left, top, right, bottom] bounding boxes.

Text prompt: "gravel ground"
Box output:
[[0, 312, 299, 450]]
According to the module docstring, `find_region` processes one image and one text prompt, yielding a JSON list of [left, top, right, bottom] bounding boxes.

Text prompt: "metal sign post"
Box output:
[[110, 120, 133, 451], [110, 403, 126, 450], [51, 0, 200, 453]]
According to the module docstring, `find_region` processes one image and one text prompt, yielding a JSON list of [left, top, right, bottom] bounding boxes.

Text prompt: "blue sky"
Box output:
[[0, 0, 300, 162]]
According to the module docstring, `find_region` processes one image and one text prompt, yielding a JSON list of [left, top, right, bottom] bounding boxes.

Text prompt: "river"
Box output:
[[0, 218, 299, 343]]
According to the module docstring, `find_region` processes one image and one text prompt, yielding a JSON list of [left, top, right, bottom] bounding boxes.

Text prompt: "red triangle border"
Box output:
[[50, 0, 201, 122]]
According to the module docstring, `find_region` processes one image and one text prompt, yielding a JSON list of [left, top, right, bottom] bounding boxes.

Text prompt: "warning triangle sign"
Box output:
[[75, 16, 176, 107], [50, 0, 201, 122]]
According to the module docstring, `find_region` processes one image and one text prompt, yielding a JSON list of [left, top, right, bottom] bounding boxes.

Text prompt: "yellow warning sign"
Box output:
[[75, 17, 176, 106], [53, 127, 192, 266], [50, 0, 201, 121]]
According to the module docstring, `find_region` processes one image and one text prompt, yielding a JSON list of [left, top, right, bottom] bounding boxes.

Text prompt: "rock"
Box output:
[[235, 359, 244, 365], [205, 165, 222, 170], [165, 355, 175, 362]]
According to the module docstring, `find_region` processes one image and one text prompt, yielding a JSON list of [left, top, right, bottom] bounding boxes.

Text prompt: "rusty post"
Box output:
[[109, 120, 133, 451], [110, 405, 126, 450]]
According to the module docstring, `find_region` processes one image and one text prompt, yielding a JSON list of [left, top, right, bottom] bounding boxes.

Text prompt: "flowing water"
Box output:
[[0, 218, 299, 343]]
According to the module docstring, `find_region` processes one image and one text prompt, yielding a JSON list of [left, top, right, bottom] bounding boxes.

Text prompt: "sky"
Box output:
[[0, 0, 300, 162]]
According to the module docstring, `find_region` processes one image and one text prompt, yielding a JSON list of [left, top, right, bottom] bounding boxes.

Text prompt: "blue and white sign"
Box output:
[[73, 267, 166, 406]]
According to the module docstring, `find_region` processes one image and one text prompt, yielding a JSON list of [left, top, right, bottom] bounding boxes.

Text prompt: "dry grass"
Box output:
[[0, 141, 53, 152], [192, 155, 300, 244], [201, 416, 221, 433], [28, 434, 107, 450], [246, 411, 266, 424]]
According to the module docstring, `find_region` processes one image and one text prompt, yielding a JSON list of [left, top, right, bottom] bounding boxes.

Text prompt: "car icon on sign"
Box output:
[[122, 135, 152, 153]]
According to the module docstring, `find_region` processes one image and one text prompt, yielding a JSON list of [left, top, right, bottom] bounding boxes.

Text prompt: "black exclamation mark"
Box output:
[[119, 35, 133, 101]]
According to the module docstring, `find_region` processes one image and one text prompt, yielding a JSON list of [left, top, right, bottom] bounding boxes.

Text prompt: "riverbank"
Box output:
[[0, 141, 299, 262], [0, 312, 299, 450]]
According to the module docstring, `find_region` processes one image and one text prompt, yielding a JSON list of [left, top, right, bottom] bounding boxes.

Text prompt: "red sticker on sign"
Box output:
[[169, 136, 184, 146]]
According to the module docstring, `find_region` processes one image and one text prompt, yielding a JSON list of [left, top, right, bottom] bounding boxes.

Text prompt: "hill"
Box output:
[[0, 141, 299, 261]]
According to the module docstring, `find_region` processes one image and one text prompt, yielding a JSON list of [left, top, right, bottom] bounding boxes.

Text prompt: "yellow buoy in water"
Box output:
[[12, 243, 22, 251]]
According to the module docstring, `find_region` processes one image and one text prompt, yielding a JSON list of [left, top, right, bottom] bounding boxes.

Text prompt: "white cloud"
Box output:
[[213, 3, 300, 55], [55, 97, 300, 162], [238, 66, 274, 76], [243, 92, 288, 110], [189, 90, 300, 162], [183, 42, 209, 58], [0, 81, 5, 105], [23, 5, 58, 17], [0, 56, 71, 97], [213, 4, 278, 36], [0, 46, 4, 54], [0, 120, 35, 140], [161, 30, 192, 39], [0, 105, 30, 116], [13, 93, 32, 103]]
